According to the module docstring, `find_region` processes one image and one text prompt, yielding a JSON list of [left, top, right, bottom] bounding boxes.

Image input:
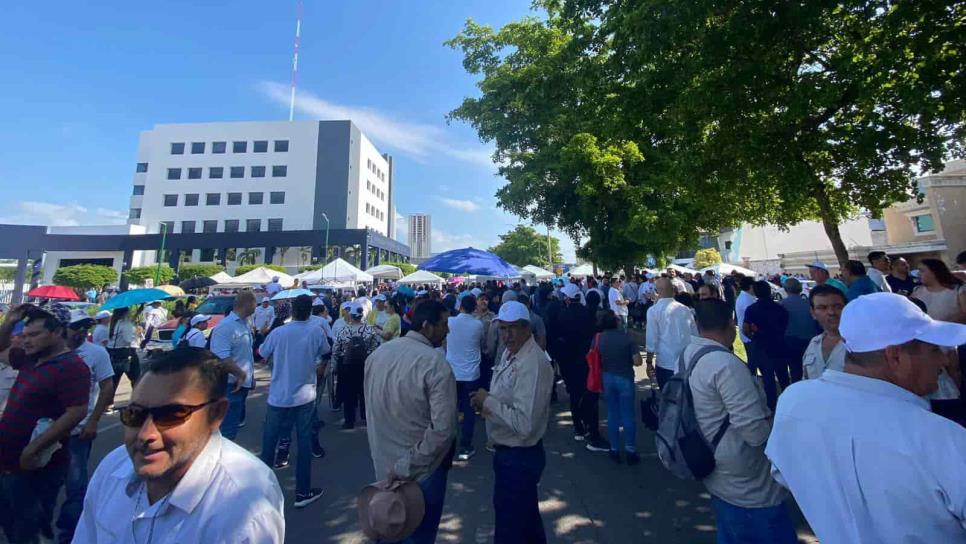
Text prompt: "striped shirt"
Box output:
[[0, 350, 90, 471]]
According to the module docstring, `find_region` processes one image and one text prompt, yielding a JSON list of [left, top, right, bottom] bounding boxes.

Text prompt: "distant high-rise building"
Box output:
[[408, 214, 431, 259]]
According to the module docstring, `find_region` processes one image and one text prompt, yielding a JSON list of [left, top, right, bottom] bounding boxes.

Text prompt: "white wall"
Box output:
[[353, 132, 390, 235], [720, 217, 874, 264]]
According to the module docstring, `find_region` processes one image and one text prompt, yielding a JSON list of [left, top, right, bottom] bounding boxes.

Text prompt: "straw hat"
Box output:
[[357, 479, 425, 542]]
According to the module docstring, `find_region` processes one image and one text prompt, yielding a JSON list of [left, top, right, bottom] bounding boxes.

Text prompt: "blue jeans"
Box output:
[[711, 496, 797, 544], [603, 373, 637, 453], [0, 462, 68, 544], [381, 464, 449, 544], [260, 401, 315, 495], [456, 379, 479, 450], [55, 436, 92, 543], [493, 442, 546, 544], [220, 387, 250, 440]]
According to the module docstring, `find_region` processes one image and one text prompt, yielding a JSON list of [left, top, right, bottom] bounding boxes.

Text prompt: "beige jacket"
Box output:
[[483, 336, 554, 448]]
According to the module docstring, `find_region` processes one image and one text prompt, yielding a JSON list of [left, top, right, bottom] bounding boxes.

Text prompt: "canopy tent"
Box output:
[[210, 271, 234, 284], [418, 247, 518, 278], [666, 263, 699, 275], [566, 263, 596, 278], [365, 264, 404, 281], [228, 267, 295, 287], [522, 265, 555, 280], [296, 258, 373, 284], [699, 263, 758, 278], [397, 270, 445, 286]]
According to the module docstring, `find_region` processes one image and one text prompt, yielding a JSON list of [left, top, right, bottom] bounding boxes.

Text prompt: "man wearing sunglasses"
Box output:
[[75, 347, 285, 543]]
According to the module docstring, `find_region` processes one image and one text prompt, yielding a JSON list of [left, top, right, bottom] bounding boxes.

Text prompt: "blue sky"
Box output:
[[0, 1, 577, 261]]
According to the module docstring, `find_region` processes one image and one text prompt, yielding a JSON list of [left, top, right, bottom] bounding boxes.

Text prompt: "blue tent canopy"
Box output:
[[417, 247, 518, 278]]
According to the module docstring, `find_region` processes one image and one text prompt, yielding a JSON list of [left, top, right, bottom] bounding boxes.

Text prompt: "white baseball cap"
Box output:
[[561, 284, 581, 299], [350, 301, 365, 317], [495, 301, 530, 324], [340, 301, 352, 310], [260, 296, 271, 303], [470, 288, 482, 297], [190, 314, 211, 327], [840, 293, 966, 353], [374, 294, 387, 302], [805, 261, 829, 272], [68, 310, 94, 326], [416, 290, 429, 297], [94, 310, 112, 321]]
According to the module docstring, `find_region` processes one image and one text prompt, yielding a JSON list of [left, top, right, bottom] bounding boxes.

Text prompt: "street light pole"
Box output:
[[155, 222, 168, 285], [321, 213, 330, 265]]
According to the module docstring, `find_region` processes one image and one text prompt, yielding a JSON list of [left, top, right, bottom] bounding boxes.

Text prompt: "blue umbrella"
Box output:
[[271, 288, 315, 301], [418, 247, 518, 277], [99, 288, 172, 311]]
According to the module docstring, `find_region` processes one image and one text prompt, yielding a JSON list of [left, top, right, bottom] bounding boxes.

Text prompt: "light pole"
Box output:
[[155, 222, 168, 285], [321, 213, 330, 265]]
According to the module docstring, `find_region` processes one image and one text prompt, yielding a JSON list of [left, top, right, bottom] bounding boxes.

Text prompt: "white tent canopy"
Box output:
[[397, 270, 445, 285], [366, 264, 404, 281], [566, 263, 596, 278], [699, 263, 758, 278], [666, 263, 698, 275], [522, 265, 554, 280], [229, 267, 294, 287], [210, 271, 234, 284], [296, 258, 373, 284]]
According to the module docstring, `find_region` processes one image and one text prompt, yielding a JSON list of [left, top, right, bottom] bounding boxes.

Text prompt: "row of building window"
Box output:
[[365, 158, 386, 182], [165, 165, 287, 180], [364, 203, 385, 221], [161, 191, 286, 207], [365, 179, 385, 201], [170, 140, 288, 155], [154, 218, 284, 233]]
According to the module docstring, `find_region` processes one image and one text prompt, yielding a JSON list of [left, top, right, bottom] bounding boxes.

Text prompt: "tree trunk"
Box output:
[[814, 184, 850, 268]]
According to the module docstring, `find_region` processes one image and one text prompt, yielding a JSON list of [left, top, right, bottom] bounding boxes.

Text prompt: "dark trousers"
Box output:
[[55, 436, 92, 543], [456, 379, 479, 450], [655, 367, 675, 390], [783, 336, 810, 384], [560, 359, 599, 438], [338, 363, 365, 425], [108, 348, 140, 394], [260, 402, 315, 494], [480, 355, 495, 390], [493, 442, 547, 544], [749, 344, 789, 412], [0, 463, 68, 544], [385, 464, 449, 544]]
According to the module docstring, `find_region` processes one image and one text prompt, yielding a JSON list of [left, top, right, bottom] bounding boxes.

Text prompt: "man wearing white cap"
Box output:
[[184, 314, 211, 348], [333, 302, 380, 429], [766, 293, 966, 543], [470, 301, 554, 543], [366, 294, 389, 330], [805, 261, 848, 296], [265, 276, 283, 297], [91, 310, 111, 347], [254, 297, 275, 337]]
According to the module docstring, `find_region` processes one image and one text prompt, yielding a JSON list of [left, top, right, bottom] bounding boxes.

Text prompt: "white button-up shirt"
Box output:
[[446, 313, 484, 382], [766, 370, 966, 544], [608, 288, 628, 317], [645, 298, 698, 370], [801, 333, 847, 379], [638, 281, 656, 302], [253, 304, 275, 333], [74, 432, 284, 544], [735, 291, 757, 343], [209, 312, 255, 389]]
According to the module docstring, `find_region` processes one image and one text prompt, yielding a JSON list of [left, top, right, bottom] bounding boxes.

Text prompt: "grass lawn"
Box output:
[[733, 329, 747, 362]]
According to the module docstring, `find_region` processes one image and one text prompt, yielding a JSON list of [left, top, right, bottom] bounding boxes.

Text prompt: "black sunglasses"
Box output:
[[120, 400, 218, 430]]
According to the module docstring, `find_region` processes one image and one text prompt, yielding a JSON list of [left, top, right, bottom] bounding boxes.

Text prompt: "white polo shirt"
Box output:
[[767, 370, 966, 543], [184, 328, 207, 348]]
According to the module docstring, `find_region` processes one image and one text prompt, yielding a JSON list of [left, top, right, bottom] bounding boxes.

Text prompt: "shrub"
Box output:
[[123, 265, 176, 286], [177, 263, 225, 281], [52, 264, 117, 289]]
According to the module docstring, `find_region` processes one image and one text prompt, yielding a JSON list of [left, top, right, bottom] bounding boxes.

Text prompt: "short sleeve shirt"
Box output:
[[597, 330, 638, 379], [74, 342, 115, 433]]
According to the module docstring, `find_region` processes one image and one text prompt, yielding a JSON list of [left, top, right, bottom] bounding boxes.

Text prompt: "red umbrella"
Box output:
[[26, 285, 80, 301]]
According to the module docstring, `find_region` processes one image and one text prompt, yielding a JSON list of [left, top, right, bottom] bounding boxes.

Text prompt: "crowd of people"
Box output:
[[0, 249, 964, 543]]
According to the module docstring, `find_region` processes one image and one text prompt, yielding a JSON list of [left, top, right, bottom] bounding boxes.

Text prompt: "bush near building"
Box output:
[[177, 263, 225, 281], [235, 264, 287, 276], [53, 264, 117, 289], [122, 265, 175, 286]]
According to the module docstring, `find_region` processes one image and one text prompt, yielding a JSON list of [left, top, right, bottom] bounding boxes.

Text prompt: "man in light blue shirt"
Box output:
[[210, 290, 257, 440], [446, 295, 485, 461]]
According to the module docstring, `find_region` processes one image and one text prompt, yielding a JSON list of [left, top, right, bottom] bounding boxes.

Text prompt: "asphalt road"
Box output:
[[75, 352, 818, 544]]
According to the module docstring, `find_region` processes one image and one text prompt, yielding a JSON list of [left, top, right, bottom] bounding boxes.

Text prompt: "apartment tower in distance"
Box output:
[[408, 214, 431, 261]]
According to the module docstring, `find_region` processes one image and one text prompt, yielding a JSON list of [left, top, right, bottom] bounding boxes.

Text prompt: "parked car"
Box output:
[[150, 295, 236, 350]]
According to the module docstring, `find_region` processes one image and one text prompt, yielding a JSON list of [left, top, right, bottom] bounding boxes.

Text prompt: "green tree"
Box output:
[[53, 264, 117, 289], [237, 248, 262, 266], [235, 264, 287, 276], [489, 225, 563, 267], [383, 261, 417, 276], [123, 265, 175, 286], [693, 248, 723, 270], [177, 263, 225, 281]]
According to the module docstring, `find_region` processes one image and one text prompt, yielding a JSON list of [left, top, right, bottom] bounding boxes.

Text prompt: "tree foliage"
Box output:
[[383, 261, 417, 276], [693, 248, 723, 270], [53, 264, 117, 289], [489, 225, 563, 267], [123, 265, 175, 286], [235, 264, 287, 276], [177, 263, 225, 281], [237, 248, 262, 266], [449, 1, 965, 267]]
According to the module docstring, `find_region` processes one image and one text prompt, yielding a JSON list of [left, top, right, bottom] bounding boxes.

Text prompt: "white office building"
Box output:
[[408, 214, 431, 260], [128, 120, 395, 264]]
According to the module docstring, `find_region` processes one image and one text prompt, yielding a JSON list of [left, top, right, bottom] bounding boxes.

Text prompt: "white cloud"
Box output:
[[438, 198, 480, 212], [0, 201, 127, 227], [431, 228, 490, 253], [258, 81, 494, 167]]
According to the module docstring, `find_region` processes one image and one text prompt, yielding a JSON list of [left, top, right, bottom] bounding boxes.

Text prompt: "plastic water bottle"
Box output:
[[31, 418, 62, 467]]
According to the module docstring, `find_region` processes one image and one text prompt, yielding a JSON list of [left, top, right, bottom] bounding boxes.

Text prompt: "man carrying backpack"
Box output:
[[333, 302, 380, 429], [677, 299, 795, 543]]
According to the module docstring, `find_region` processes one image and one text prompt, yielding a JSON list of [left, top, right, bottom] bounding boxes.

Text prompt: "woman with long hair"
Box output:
[[913, 259, 966, 323], [107, 307, 140, 403], [380, 298, 402, 341]]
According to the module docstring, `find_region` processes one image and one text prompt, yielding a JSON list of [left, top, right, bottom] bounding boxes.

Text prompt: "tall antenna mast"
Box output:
[[288, 0, 303, 121]]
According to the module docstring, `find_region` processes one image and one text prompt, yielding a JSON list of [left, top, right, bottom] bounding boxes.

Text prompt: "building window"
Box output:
[[367, 158, 372, 169], [191, 142, 205, 154], [224, 219, 239, 233], [200, 248, 216, 261], [366, 203, 371, 214], [184, 193, 199, 206], [163, 194, 178, 207], [270, 191, 285, 204], [248, 192, 264, 205], [233, 141, 247, 153], [253, 140, 268, 153], [246, 219, 261, 232], [203, 220, 218, 233], [251, 166, 266, 178], [209, 167, 223, 179], [132, 185, 145, 196], [181, 221, 196, 234], [274, 140, 289, 152], [272, 165, 287, 177], [206, 193, 221, 206], [230, 166, 245, 179], [167, 168, 182, 180], [136, 162, 148, 173], [187, 167, 202, 180], [171, 142, 185, 155], [160, 221, 175, 234], [212, 141, 226, 154], [129, 208, 141, 219], [227, 192, 242, 205], [268, 218, 283, 232], [913, 214, 936, 233], [367, 180, 371, 191]]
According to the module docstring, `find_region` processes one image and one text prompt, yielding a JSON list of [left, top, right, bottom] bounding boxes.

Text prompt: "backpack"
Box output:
[[343, 328, 370, 366], [177, 328, 210, 350], [655, 344, 731, 480]]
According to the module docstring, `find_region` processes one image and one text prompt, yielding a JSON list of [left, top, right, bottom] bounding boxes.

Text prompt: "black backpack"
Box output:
[[344, 329, 370, 366]]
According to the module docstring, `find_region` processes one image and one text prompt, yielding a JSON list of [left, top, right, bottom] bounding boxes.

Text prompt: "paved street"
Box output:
[[81, 352, 818, 544]]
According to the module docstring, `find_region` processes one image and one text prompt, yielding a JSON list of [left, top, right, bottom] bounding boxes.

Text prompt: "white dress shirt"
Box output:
[[735, 291, 757, 343], [867, 268, 892, 293], [74, 432, 284, 544], [608, 288, 628, 317], [265, 281, 282, 297], [253, 305, 276, 332], [645, 298, 698, 371], [92, 324, 109, 347], [801, 333, 847, 379], [767, 370, 966, 544], [259, 319, 330, 407], [445, 313, 484, 382], [73, 342, 115, 434], [209, 312, 255, 389], [638, 282, 656, 301], [184, 328, 207, 348]]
